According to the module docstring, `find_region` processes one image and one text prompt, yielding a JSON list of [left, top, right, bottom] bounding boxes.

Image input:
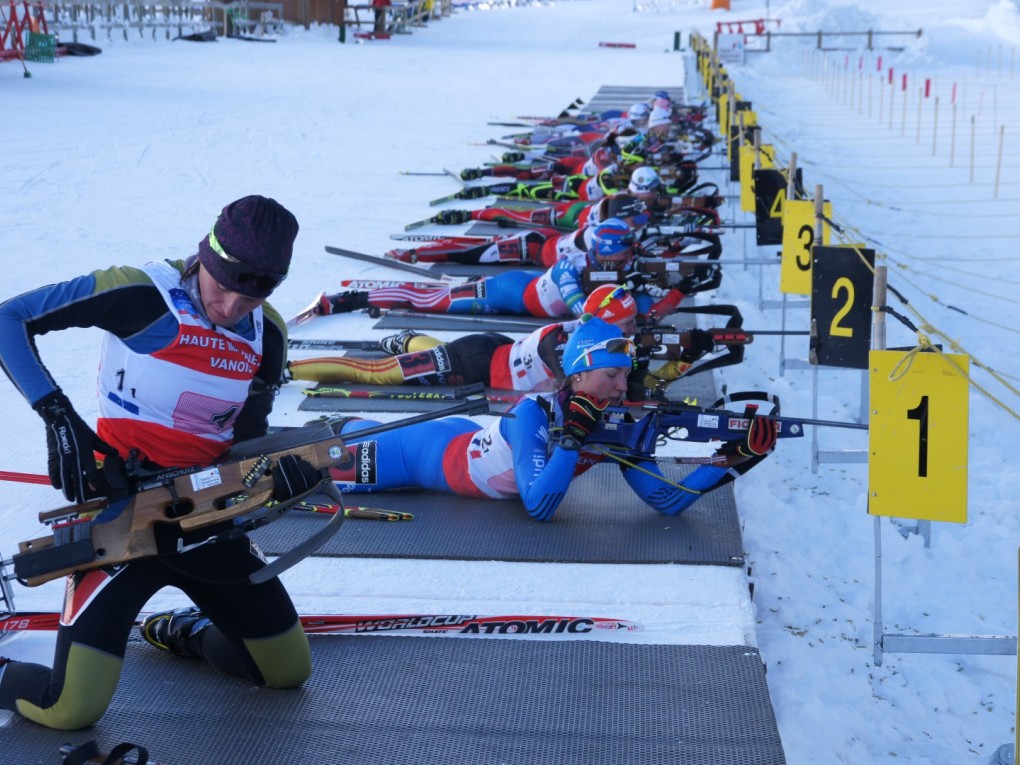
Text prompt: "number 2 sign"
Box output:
[[810, 244, 875, 369], [868, 349, 969, 523]]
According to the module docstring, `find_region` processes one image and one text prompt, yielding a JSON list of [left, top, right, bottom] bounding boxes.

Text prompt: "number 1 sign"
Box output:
[[868, 349, 969, 523]]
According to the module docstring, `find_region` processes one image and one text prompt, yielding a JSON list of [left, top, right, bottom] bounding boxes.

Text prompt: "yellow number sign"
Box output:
[[869, 350, 969, 523], [780, 199, 831, 294], [738, 143, 775, 213]]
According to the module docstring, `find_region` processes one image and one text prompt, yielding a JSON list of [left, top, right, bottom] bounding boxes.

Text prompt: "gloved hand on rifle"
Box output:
[[272, 454, 324, 502], [623, 271, 648, 292], [720, 413, 778, 459], [560, 392, 610, 451], [648, 288, 685, 318], [679, 329, 715, 364], [34, 390, 121, 504]]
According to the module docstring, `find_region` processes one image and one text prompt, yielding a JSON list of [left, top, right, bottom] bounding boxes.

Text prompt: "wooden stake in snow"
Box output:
[[950, 102, 957, 168], [970, 115, 976, 184], [994, 125, 1005, 199]]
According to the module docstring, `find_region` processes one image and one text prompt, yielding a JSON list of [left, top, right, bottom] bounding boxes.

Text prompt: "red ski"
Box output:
[[1, 611, 641, 637]]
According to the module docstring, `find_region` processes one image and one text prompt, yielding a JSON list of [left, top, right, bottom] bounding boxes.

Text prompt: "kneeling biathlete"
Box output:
[[328, 317, 776, 522]]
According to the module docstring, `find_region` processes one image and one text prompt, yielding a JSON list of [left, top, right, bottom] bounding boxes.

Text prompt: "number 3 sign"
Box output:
[[868, 349, 969, 523]]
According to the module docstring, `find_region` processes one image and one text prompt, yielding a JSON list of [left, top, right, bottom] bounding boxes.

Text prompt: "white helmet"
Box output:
[[628, 167, 663, 194], [628, 102, 651, 122]]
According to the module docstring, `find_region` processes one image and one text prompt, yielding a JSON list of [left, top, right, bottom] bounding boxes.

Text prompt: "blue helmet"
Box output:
[[589, 218, 635, 263]]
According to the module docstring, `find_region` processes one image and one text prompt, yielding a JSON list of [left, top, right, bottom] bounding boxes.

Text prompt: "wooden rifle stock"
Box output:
[[13, 426, 351, 587], [11, 395, 491, 587]]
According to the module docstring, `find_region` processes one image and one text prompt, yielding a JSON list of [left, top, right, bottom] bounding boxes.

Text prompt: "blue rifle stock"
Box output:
[[580, 396, 865, 458]]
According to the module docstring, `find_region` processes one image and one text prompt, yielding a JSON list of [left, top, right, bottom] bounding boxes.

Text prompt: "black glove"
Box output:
[[679, 329, 715, 363], [674, 273, 699, 295], [34, 390, 118, 504], [560, 392, 610, 451], [675, 264, 718, 294], [623, 271, 647, 291], [721, 414, 778, 459], [626, 382, 653, 405], [272, 454, 323, 502]]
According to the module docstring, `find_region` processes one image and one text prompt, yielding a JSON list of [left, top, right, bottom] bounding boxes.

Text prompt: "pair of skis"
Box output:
[[302, 385, 521, 405], [1, 610, 640, 637]]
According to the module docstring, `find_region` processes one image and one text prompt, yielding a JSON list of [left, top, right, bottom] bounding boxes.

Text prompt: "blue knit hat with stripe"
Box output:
[[562, 317, 633, 377]]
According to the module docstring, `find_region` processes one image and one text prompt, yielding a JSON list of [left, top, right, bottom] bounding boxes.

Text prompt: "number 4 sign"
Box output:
[[868, 350, 969, 523]]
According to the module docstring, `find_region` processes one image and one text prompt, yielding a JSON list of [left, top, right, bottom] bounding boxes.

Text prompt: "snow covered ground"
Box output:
[[1, 0, 1019, 762]]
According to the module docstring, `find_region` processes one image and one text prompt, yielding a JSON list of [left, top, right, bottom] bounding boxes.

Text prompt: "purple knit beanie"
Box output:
[[197, 195, 299, 298]]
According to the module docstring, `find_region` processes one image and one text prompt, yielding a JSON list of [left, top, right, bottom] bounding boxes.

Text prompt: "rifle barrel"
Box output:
[[343, 396, 493, 439], [777, 415, 868, 431]]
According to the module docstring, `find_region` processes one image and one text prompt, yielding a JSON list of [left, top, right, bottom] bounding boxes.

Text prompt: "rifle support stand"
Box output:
[[0, 554, 18, 627], [809, 363, 869, 474], [775, 293, 811, 376]]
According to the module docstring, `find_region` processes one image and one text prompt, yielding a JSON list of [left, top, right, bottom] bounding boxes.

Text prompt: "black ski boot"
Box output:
[[140, 607, 210, 658], [325, 291, 371, 314], [435, 209, 473, 225], [379, 329, 424, 355]]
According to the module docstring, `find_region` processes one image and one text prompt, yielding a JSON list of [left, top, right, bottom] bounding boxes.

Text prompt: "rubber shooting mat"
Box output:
[[251, 453, 744, 567], [584, 84, 686, 112], [5, 638, 785, 765]]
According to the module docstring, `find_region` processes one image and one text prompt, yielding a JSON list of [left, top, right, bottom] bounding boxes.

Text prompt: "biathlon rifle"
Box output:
[[581, 391, 865, 458], [637, 325, 750, 355], [2, 397, 489, 589], [581, 258, 722, 296]]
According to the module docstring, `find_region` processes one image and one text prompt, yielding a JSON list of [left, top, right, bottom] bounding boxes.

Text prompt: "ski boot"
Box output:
[[385, 248, 418, 263], [379, 329, 424, 356], [304, 414, 361, 438], [140, 607, 210, 658], [459, 167, 483, 181], [323, 291, 371, 314], [434, 209, 473, 225]]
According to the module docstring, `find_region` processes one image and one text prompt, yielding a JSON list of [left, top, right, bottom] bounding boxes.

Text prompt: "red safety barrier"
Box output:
[[715, 18, 782, 36], [0, 0, 48, 63]]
